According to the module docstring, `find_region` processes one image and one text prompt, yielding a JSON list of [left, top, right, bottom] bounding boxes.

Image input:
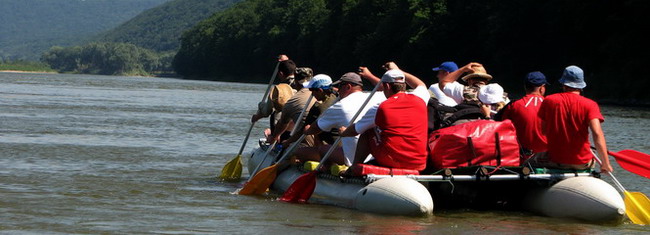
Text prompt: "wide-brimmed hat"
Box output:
[[479, 83, 505, 104], [331, 72, 363, 86], [380, 69, 406, 83], [270, 83, 294, 110], [461, 65, 493, 81], [303, 74, 332, 89], [558, 65, 586, 89]]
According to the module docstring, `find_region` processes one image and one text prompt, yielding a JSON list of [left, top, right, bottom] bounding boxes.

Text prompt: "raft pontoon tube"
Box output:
[[247, 146, 625, 221]]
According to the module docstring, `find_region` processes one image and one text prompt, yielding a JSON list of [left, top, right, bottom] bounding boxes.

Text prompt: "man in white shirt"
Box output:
[[300, 72, 386, 166], [430, 62, 483, 106]]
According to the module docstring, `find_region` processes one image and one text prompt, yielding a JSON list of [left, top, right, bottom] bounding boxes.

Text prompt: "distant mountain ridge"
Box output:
[[0, 0, 170, 61], [97, 0, 242, 53]]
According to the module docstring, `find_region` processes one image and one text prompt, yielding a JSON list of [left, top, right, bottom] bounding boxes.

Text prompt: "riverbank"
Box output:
[[0, 70, 57, 74]]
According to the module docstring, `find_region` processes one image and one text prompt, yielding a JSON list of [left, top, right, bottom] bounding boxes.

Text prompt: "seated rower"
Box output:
[[341, 62, 430, 172], [298, 72, 386, 167]]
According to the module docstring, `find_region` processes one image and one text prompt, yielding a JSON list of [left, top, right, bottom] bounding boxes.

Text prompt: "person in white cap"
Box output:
[[341, 62, 430, 171], [283, 74, 338, 150], [478, 83, 508, 119], [300, 72, 386, 166], [536, 65, 613, 173]]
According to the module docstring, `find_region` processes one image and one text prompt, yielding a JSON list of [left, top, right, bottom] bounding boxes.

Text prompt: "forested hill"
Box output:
[[173, 0, 650, 105], [97, 0, 241, 53], [0, 0, 169, 61]]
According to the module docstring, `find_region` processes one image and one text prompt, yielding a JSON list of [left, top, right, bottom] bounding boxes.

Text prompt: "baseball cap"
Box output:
[[558, 65, 586, 89], [303, 74, 332, 89], [380, 69, 406, 83], [525, 71, 549, 86], [331, 72, 363, 86], [432, 61, 459, 72]]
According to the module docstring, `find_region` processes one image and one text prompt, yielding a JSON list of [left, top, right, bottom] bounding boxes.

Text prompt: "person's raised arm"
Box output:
[[439, 62, 482, 90], [358, 67, 381, 87]]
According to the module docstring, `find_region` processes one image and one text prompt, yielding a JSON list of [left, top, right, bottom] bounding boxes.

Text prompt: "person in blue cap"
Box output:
[[429, 61, 460, 106], [429, 61, 486, 106], [536, 65, 613, 173], [495, 71, 549, 158]]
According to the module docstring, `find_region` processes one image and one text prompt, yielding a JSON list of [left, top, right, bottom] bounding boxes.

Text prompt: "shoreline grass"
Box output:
[[0, 61, 56, 73]]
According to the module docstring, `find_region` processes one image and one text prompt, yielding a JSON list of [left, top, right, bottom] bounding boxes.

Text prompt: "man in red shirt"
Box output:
[[496, 71, 548, 156], [537, 66, 613, 173], [340, 62, 430, 171]]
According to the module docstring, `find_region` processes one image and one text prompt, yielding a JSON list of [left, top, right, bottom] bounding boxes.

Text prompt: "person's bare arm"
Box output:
[[590, 118, 613, 173], [303, 120, 323, 135], [358, 67, 381, 87], [438, 62, 482, 90], [339, 124, 359, 137]]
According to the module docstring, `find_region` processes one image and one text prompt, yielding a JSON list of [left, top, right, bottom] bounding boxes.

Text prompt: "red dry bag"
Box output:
[[428, 120, 520, 169]]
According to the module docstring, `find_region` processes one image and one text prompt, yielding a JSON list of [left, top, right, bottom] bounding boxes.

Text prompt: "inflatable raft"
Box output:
[[247, 145, 625, 222]]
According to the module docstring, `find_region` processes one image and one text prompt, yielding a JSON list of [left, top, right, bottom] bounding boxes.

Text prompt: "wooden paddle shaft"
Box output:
[[236, 61, 281, 157]]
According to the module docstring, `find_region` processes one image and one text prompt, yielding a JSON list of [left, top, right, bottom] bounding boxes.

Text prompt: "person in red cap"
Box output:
[[341, 62, 430, 171], [536, 66, 613, 173], [495, 71, 548, 158]]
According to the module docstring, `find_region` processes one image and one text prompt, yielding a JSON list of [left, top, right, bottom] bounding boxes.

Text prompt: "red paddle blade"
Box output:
[[609, 150, 650, 179], [279, 171, 317, 203]]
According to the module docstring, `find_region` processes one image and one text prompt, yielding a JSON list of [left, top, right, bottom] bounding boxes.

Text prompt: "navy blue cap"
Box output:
[[432, 61, 458, 72], [525, 71, 548, 86]]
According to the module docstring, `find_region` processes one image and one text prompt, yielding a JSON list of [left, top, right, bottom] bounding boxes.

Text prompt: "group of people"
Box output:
[[252, 55, 613, 175]]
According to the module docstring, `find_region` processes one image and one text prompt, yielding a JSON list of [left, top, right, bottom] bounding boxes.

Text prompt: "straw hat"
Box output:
[[461, 65, 493, 81], [270, 83, 294, 110]]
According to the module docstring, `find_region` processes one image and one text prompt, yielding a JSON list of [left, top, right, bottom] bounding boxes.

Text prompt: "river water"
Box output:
[[0, 72, 648, 234]]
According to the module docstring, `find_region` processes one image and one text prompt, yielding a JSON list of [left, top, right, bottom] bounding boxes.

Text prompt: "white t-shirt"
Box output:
[[434, 81, 465, 105], [429, 83, 459, 107], [355, 85, 430, 134], [317, 91, 386, 165]]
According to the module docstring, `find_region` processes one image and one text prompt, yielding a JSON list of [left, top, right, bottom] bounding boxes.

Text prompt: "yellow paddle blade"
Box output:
[[219, 155, 242, 181], [624, 191, 650, 225], [239, 165, 278, 195]]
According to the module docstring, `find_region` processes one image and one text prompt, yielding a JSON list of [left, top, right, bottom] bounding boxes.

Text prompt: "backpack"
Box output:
[[427, 97, 484, 132]]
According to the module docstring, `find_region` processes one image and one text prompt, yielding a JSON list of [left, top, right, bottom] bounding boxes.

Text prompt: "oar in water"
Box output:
[[239, 134, 307, 195], [220, 61, 281, 181], [608, 150, 650, 179], [280, 82, 382, 203], [592, 149, 650, 225], [239, 95, 314, 195]]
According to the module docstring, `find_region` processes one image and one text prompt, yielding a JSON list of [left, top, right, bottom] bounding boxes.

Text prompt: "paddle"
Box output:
[[239, 134, 307, 195], [592, 149, 650, 225], [239, 95, 314, 195], [608, 150, 650, 179], [280, 82, 382, 203], [219, 61, 281, 181]]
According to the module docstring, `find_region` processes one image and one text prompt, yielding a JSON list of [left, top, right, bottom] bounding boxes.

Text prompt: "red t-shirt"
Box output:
[[501, 94, 547, 153], [373, 93, 428, 170], [538, 92, 604, 165]]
